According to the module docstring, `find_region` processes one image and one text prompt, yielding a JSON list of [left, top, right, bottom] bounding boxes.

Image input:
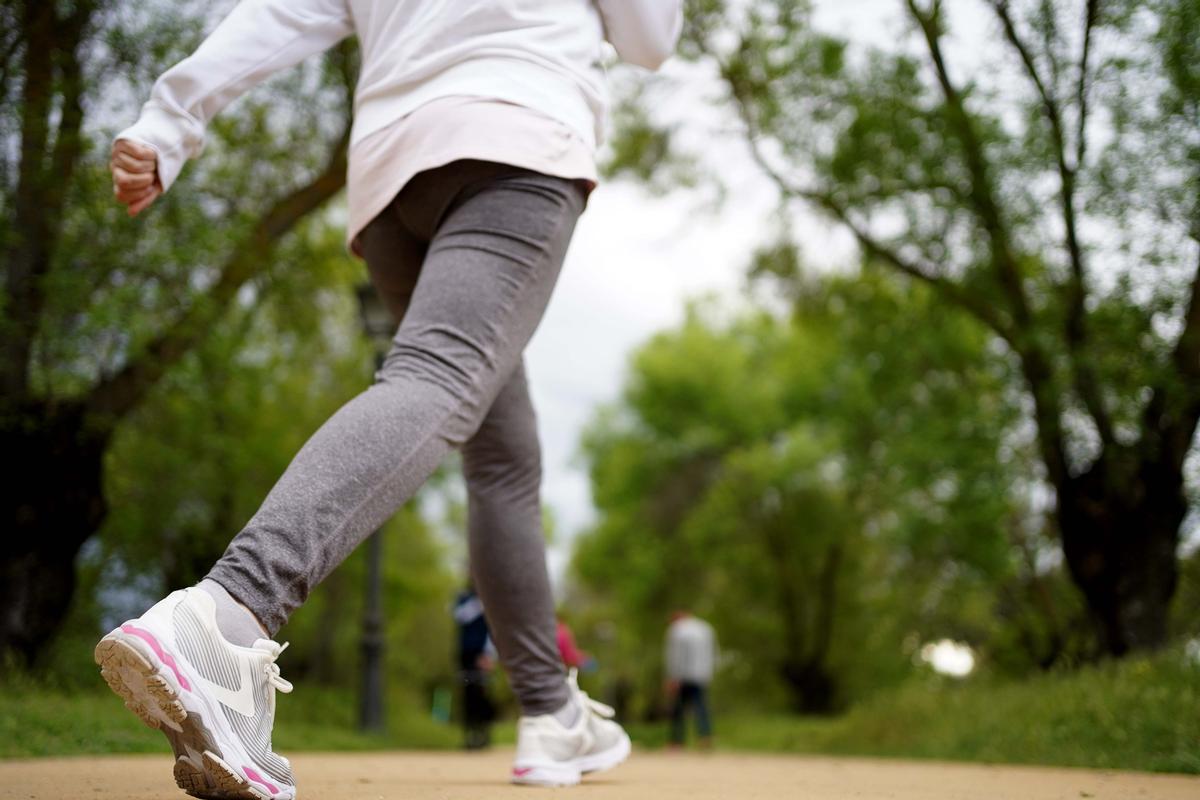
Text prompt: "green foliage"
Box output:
[[98, 222, 363, 591], [571, 264, 1085, 714], [22, 1, 355, 405], [616, 0, 1200, 476], [0, 683, 458, 758], [0, 1, 459, 688], [608, 0, 1200, 656]]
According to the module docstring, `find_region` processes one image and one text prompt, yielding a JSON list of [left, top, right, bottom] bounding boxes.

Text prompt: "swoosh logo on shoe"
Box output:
[[193, 656, 258, 717], [512, 767, 534, 777]]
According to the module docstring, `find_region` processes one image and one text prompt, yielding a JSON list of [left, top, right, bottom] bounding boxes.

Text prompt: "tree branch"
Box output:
[[721, 38, 1016, 342], [1144, 240, 1200, 472], [2, 1, 61, 406], [84, 122, 351, 424], [1074, 0, 1099, 170], [989, 0, 1113, 448], [823, 197, 1019, 339], [907, 0, 1033, 327], [907, 0, 1070, 485], [49, 14, 89, 205]]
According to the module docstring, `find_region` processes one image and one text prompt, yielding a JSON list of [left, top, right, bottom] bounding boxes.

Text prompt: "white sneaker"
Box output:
[[94, 587, 297, 800], [511, 669, 632, 787]]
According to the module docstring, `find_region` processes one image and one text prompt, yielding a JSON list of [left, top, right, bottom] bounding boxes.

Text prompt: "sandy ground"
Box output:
[[2, 749, 1198, 800]]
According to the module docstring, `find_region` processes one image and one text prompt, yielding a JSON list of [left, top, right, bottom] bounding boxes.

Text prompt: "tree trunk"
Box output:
[[1058, 457, 1182, 656], [781, 659, 839, 714], [0, 404, 109, 665]]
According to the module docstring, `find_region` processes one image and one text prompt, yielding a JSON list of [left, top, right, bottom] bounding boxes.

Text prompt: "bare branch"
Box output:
[[990, 0, 1113, 447], [905, 0, 1071, 485], [1074, 0, 1099, 170], [825, 199, 1020, 339], [906, 0, 1033, 328]]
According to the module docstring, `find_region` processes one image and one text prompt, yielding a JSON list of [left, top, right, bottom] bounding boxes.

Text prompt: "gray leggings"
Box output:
[[208, 159, 586, 715]]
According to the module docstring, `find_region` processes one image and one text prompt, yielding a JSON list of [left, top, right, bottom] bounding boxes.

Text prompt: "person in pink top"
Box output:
[[98, 1, 683, 796], [556, 618, 594, 671]]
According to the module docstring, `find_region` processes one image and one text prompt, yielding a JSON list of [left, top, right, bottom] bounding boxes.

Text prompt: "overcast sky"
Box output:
[[525, 0, 998, 585]]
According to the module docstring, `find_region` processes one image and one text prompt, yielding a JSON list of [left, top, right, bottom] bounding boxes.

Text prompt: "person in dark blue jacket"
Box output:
[[454, 584, 496, 750]]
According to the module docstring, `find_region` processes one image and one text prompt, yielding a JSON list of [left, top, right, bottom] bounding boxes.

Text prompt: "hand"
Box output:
[[475, 654, 494, 672], [110, 139, 162, 217], [664, 679, 680, 697]]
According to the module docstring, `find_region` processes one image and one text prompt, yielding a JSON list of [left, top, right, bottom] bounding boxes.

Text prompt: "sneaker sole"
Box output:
[[511, 763, 582, 787], [576, 731, 632, 774], [511, 730, 631, 787], [95, 632, 275, 800]]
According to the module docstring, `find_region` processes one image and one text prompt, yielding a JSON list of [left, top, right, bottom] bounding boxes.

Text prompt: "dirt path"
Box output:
[[2, 750, 1197, 799]]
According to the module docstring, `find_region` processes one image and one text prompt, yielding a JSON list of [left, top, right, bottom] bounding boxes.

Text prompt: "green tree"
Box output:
[[1, 0, 353, 662], [573, 269, 1041, 711], [681, 429, 872, 713], [616, 0, 1200, 655]]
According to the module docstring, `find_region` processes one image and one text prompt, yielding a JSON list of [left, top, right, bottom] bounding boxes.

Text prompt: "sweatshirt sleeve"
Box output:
[[116, 0, 353, 192], [594, 0, 684, 71]]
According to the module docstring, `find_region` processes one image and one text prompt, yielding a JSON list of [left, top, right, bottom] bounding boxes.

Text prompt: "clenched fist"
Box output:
[[110, 139, 162, 217]]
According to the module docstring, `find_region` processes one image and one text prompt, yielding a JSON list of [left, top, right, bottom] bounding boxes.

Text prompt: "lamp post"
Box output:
[[356, 282, 393, 733]]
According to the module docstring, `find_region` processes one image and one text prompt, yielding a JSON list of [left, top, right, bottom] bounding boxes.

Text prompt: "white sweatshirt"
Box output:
[[117, 0, 684, 192], [665, 615, 717, 685]]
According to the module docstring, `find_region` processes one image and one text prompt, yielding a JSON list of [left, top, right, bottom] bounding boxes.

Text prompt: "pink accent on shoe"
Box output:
[[244, 767, 280, 796], [120, 624, 192, 692], [512, 767, 534, 777]]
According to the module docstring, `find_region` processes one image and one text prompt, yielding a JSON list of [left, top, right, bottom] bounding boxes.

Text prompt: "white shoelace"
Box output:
[[567, 667, 614, 719], [257, 640, 294, 694]]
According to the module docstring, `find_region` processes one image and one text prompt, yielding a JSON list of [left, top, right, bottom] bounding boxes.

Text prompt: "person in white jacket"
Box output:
[[98, 2, 683, 797]]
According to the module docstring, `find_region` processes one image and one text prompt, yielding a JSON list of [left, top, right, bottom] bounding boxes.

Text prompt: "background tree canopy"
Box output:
[[1, 0, 357, 661], [599, 0, 1200, 661], [1, 0, 465, 702]]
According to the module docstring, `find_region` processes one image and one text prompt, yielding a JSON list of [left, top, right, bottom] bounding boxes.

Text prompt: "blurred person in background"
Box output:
[[454, 584, 497, 751], [665, 610, 717, 750], [97, 1, 683, 796]]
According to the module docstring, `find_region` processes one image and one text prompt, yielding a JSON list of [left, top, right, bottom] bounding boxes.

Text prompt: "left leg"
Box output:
[[96, 161, 586, 800], [206, 162, 585, 633]]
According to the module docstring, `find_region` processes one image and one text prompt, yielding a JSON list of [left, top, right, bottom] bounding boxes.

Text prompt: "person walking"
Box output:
[[664, 610, 717, 749], [96, 2, 683, 797], [454, 585, 497, 751]]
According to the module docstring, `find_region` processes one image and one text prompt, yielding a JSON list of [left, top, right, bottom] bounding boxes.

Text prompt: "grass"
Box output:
[[3, 649, 1197, 773], [628, 648, 1200, 774], [0, 682, 458, 759]]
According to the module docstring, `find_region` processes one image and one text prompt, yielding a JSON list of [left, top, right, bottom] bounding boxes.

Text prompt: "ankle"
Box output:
[[197, 578, 268, 646], [551, 696, 581, 728]]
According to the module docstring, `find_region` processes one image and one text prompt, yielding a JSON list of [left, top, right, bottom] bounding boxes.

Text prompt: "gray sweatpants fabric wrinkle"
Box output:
[[206, 159, 583, 716]]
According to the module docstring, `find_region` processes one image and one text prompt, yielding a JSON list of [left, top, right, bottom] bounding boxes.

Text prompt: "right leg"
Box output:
[[462, 361, 569, 717], [669, 685, 688, 745], [357, 186, 567, 720], [693, 683, 713, 744]]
